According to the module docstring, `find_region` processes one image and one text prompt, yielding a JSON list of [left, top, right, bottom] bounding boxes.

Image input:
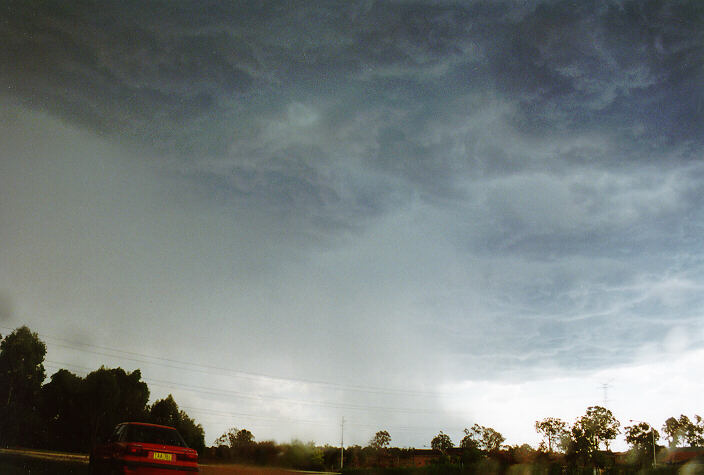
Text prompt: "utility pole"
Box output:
[[340, 416, 345, 470]]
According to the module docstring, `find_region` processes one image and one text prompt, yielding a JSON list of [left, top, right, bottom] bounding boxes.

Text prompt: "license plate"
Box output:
[[153, 452, 173, 461]]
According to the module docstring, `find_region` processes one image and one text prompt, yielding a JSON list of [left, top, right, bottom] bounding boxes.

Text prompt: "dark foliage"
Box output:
[[0, 326, 203, 456], [0, 326, 47, 447], [149, 394, 205, 453]]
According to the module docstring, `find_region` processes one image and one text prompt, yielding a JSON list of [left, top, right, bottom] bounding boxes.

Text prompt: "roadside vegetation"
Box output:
[[2, 325, 703, 474], [0, 325, 204, 454]]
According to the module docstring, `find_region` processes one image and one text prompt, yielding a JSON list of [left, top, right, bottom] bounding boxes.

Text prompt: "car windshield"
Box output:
[[125, 425, 186, 447]]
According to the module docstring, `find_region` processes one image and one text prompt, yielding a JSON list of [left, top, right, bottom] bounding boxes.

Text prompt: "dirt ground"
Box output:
[[0, 448, 337, 475]]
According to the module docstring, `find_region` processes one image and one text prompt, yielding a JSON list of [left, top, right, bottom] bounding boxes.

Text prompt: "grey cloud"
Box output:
[[3, 1, 701, 200], [494, 1, 704, 147], [418, 205, 704, 375], [1, 1, 254, 154], [3, 0, 704, 389], [454, 161, 704, 261], [0, 290, 14, 323], [4, 1, 701, 142]]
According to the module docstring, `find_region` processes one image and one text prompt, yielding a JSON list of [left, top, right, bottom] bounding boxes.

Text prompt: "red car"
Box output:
[[90, 422, 199, 474]]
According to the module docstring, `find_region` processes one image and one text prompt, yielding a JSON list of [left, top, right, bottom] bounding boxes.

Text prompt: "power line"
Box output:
[[30, 325, 476, 442], [14, 326, 440, 398], [42, 360, 469, 449], [44, 362, 465, 435], [183, 405, 465, 434], [44, 360, 450, 416]]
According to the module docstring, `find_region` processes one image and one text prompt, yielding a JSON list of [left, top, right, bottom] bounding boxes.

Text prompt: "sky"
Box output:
[[1, 0, 704, 451]]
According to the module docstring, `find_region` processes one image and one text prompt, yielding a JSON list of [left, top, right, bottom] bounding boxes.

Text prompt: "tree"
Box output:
[[684, 415, 704, 446], [83, 366, 150, 447], [479, 426, 505, 452], [214, 427, 254, 449], [150, 394, 181, 427], [0, 326, 47, 446], [509, 443, 536, 464], [458, 426, 482, 465], [41, 369, 87, 452], [662, 415, 704, 447], [369, 430, 391, 450], [624, 422, 659, 466], [214, 428, 232, 447], [431, 431, 453, 454], [565, 407, 620, 469], [461, 424, 505, 452], [663, 417, 681, 447], [368, 430, 391, 466], [232, 429, 254, 447], [150, 394, 205, 453], [460, 424, 480, 450], [40, 365, 151, 452], [535, 417, 569, 453], [223, 428, 256, 462], [566, 423, 596, 467], [577, 406, 620, 450]]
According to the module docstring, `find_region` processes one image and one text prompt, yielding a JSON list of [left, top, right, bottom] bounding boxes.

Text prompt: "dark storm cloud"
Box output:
[[1, 1, 260, 154], [494, 1, 704, 149], [3, 0, 704, 387], [3, 1, 701, 191]]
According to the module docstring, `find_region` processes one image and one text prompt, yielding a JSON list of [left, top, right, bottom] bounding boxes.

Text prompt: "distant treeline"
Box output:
[[0, 326, 204, 453], [1, 325, 702, 474]]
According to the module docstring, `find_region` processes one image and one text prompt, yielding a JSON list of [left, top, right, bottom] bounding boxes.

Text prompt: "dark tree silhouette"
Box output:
[[84, 366, 150, 447], [0, 326, 46, 446], [462, 423, 505, 452], [369, 430, 391, 450], [150, 394, 205, 453], [41, 369, 86, 452], [431, 431, 453, 454]]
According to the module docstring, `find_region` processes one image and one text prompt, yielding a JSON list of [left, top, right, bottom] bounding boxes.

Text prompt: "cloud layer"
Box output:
[[2, 0, 704, 446]]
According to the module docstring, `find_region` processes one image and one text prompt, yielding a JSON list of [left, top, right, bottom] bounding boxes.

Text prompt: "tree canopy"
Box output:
[[0, 326, 204, 454], [535, 417, 569, 453], [0, 326, 47, 446], [577, 406, 620, 450], [431, 431, 453, 454], [84, 366, 150, 446], [461, 424, 505, 452], [369, 430, 391, 450], [625, 422, 659, 449], [41, 369, 87, 451], [662, 414, 703, 447], [150, 394, 206, 453]]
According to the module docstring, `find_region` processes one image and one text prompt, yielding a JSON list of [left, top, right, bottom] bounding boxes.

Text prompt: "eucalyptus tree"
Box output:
[[431, 431, 453, 454], [535, 417, 569, 453]]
